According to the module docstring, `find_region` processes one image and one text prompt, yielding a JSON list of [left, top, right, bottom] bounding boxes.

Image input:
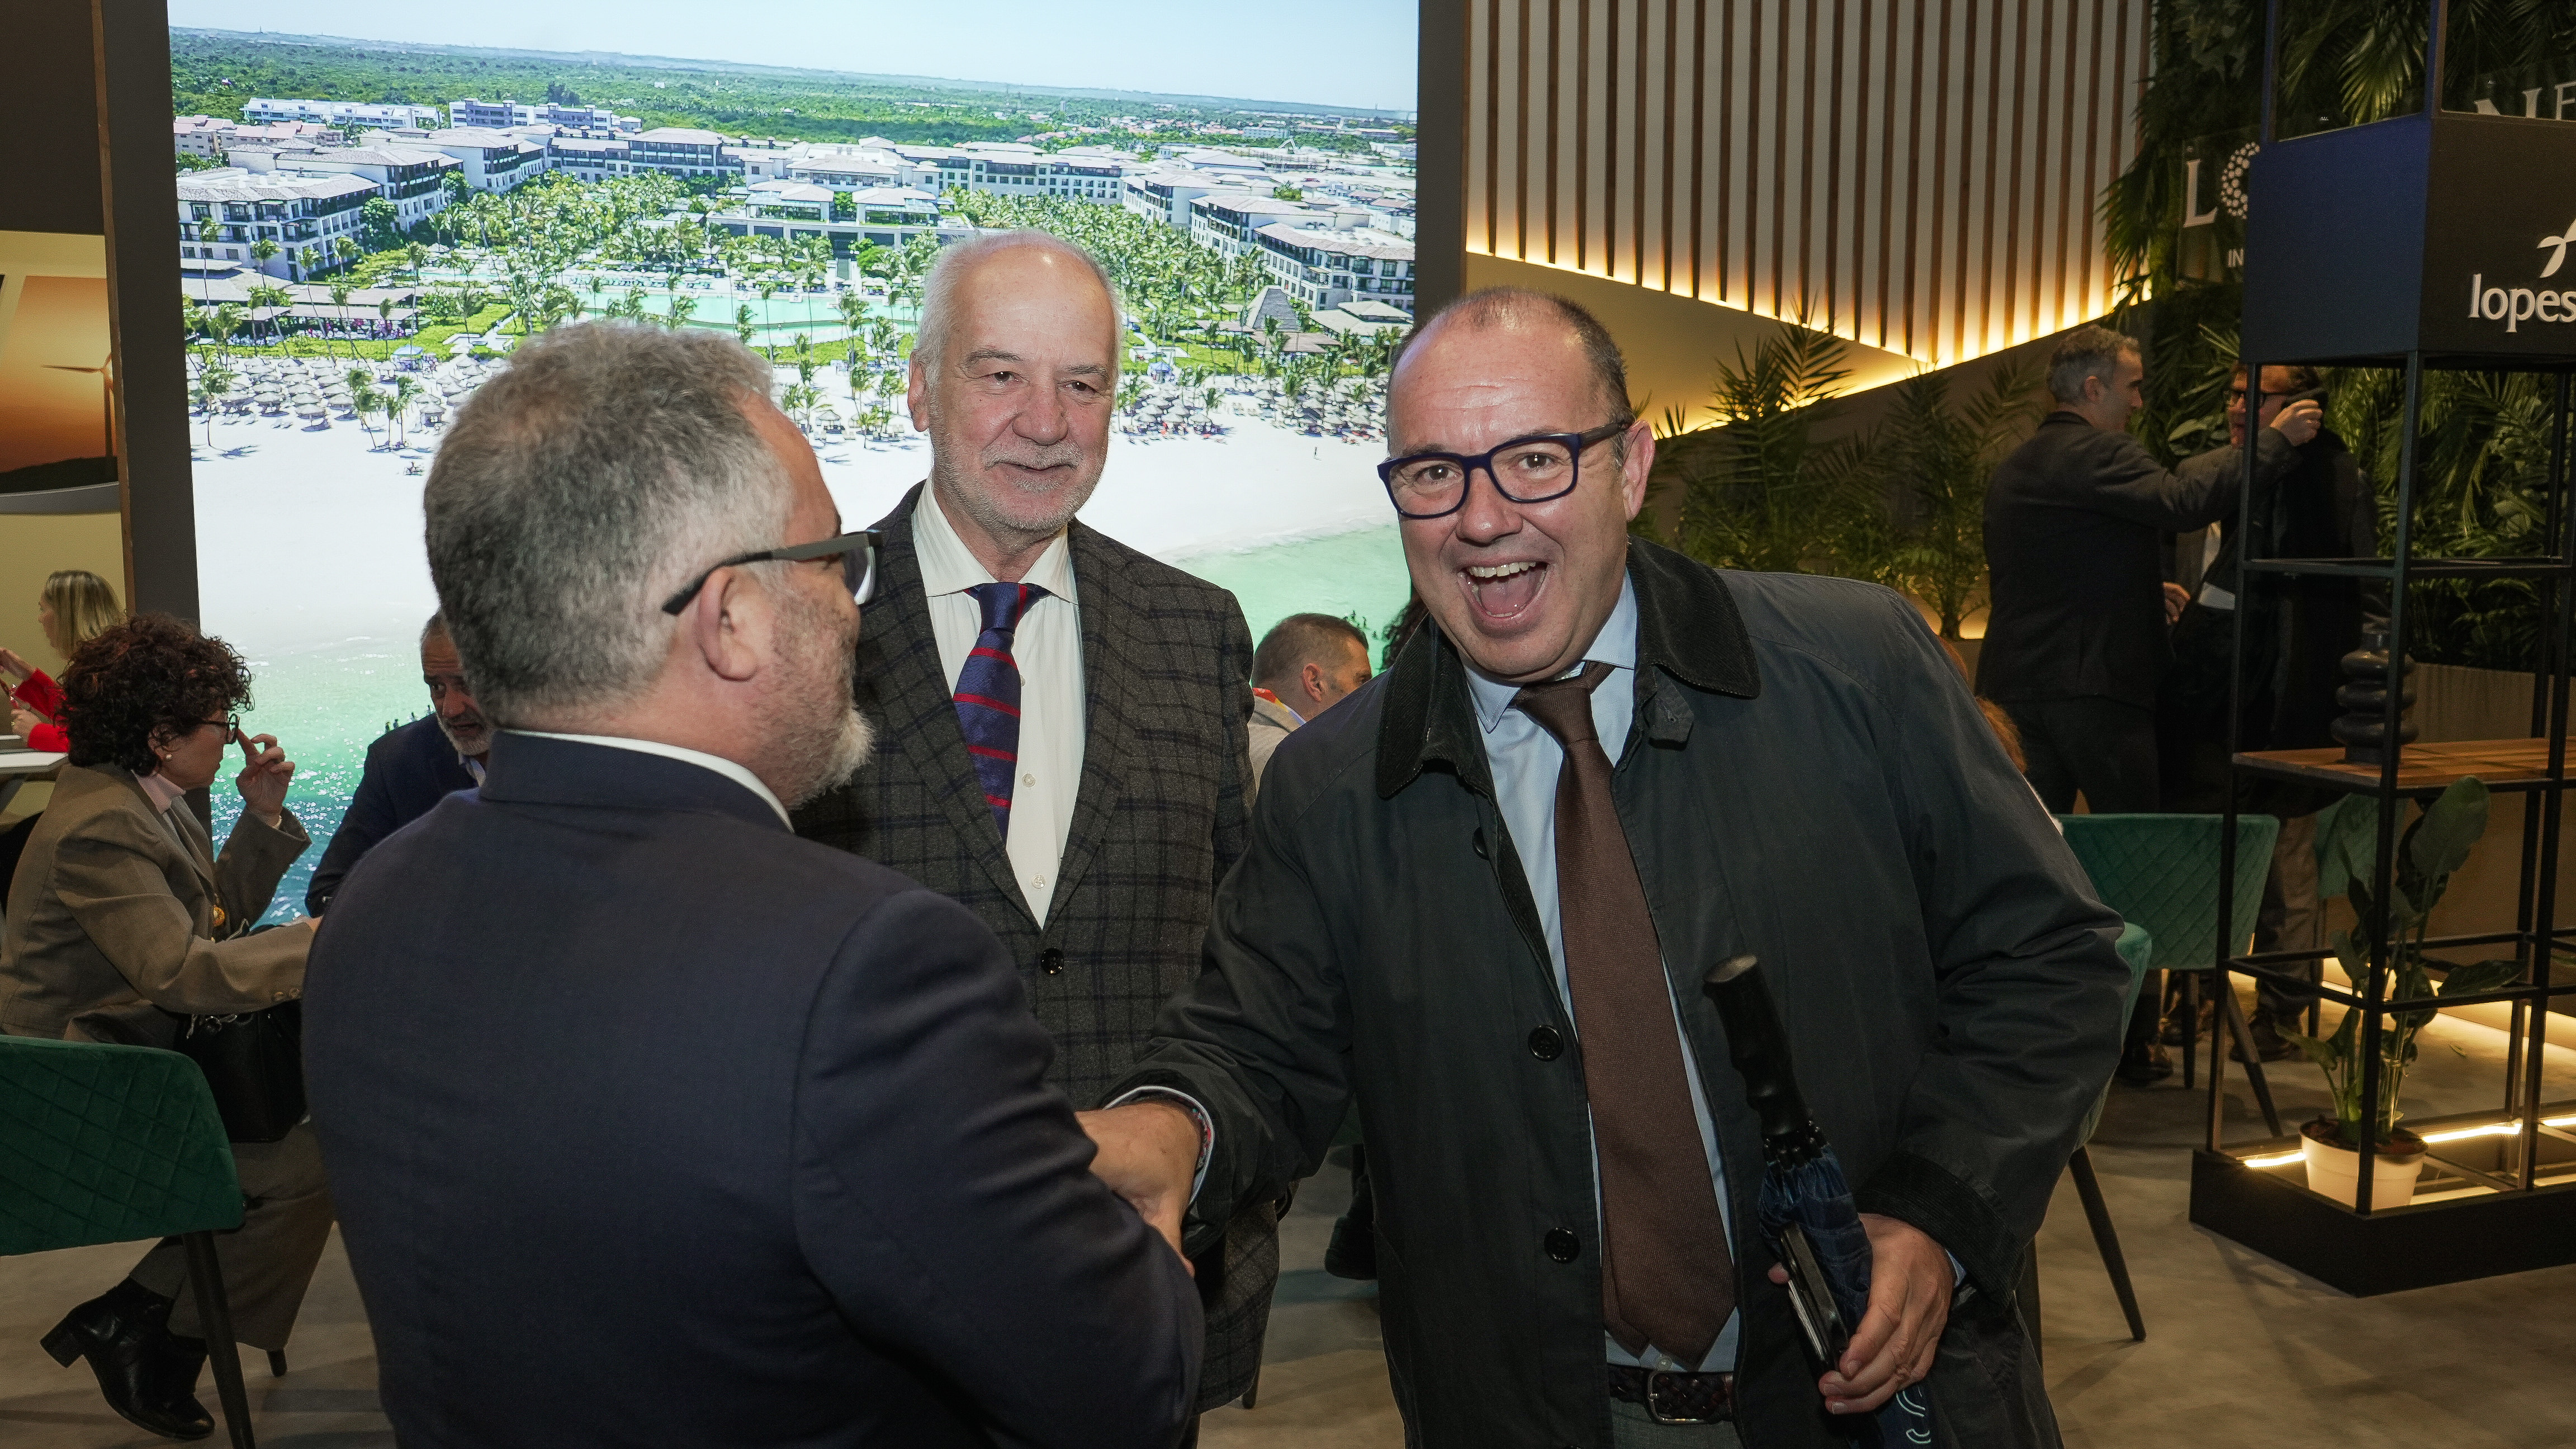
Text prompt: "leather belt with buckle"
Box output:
[[1607, 1365, 1735, 1424]]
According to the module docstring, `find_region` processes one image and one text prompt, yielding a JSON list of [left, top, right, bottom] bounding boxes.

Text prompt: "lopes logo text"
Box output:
[[2469, 217, 2576, 332]]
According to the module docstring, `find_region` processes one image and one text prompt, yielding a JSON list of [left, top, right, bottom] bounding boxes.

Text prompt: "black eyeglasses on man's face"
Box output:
[[660, 530, 879, 616], [1376, 420, 1633, 520]]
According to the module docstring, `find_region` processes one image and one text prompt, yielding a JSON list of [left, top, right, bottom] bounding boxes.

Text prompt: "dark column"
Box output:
[[1415, 0, 1466, 315], [93, 0, 198, 621]]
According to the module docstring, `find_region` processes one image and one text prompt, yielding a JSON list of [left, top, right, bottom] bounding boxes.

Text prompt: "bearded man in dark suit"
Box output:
[[793, 230, 1270, 1434]]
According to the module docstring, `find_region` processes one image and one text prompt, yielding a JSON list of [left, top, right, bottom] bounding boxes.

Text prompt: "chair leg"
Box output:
[[1241, 1363, 1261, 1410], [2180, 974, 2200, 1089], [182, 1233, 257, 1449], [267, 1350, 287, 1379], [2216, 987, 2285, 1137], [2068, 1149, 2146, 1342]]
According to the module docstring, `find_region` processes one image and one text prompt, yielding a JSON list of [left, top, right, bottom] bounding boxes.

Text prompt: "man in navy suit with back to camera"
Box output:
[[303, 320, 1202, 1448], [302, 612, 485, 914]]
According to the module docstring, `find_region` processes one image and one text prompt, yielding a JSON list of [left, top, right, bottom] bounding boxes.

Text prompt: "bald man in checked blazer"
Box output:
[[793, 230, 1272, 1429]]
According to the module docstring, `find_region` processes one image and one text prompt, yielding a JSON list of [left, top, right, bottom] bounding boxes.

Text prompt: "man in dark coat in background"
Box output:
[[1979, 326, 2323, 1082], [304, 613, 485, 913], [1977, 324, 2321, 816], [1078, 290, 2132, 1449], [2159, 362, 2374, 1058]]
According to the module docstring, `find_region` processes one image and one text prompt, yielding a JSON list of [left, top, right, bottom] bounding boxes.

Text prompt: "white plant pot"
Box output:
[[2299, 1125, 2425, 1209]]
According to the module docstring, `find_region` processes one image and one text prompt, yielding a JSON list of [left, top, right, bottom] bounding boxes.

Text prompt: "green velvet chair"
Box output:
[[0, 1034, 262, 1448], [2057, 812, 2286, 1134]]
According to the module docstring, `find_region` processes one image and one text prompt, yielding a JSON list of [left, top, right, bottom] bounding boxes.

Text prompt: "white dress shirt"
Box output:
[[515, 731, 790, 826], [912, 482, 1085, 926]]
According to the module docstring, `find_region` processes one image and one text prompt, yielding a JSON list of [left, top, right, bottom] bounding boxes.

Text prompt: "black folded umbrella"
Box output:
[[1703, 954, 1932, 1447]]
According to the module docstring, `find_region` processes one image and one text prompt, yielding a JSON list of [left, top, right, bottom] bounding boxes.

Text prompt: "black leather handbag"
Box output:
[[174, 999, 305, 1144]]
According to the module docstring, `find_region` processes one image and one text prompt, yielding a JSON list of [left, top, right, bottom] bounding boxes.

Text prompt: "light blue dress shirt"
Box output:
[[1459, 577, 1742, 1374]]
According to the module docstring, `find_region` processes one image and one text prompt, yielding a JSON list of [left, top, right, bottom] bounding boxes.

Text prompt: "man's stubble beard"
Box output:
[[772, 584, 877, 809], [434, 714, 489, 760]]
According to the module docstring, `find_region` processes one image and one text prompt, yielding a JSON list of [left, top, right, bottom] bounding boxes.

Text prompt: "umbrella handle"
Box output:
[[1701, 955, 1820, 1157]]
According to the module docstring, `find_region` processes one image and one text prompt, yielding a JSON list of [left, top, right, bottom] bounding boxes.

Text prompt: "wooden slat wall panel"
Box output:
[[1464, 0, 2152, 368]]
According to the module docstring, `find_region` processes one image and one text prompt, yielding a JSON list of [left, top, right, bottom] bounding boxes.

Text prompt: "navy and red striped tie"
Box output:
[[955, 581, 1049, 840]]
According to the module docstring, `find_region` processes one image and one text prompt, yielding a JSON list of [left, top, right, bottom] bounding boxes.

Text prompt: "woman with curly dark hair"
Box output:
[[1, 613, 332, 1442]]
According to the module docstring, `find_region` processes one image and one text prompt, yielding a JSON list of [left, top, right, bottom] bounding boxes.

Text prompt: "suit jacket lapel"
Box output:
[[866, 484, 1037, 923], [168, 807, 220, 892], [1044, 522, 1135, 922]]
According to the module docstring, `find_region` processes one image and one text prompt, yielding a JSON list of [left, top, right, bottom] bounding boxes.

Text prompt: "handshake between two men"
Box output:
[[301, 269, 2127, 1449]]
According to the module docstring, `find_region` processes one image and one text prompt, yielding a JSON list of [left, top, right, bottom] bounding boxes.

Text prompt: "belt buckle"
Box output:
[[1644, 1369, 1710, 1426]]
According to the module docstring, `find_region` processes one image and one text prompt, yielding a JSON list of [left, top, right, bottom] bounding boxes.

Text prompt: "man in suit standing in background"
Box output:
[[1977, 325, 2320, 817], [306, 321, 1202, 1448], [304, 612, 486, 913], [794, 230, 1271, 1437], [1978, 326, 2320, 1083]]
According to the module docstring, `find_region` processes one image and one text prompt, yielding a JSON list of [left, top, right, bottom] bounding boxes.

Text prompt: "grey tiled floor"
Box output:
[[6, 1006, 2571, 1447]]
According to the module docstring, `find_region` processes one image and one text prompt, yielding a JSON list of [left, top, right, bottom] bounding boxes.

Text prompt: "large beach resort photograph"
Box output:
[[162, 19, 1420, 908]]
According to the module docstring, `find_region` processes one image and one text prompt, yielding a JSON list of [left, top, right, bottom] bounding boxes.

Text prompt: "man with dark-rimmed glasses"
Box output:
[[1084, 287, 2127, 1449]]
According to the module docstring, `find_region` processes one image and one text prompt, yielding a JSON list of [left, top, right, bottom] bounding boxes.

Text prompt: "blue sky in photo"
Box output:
[[167, 0, 1420, 115]]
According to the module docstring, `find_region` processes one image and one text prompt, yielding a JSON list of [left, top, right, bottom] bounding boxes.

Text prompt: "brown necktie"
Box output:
[[1514, 662, 1736, 1363]]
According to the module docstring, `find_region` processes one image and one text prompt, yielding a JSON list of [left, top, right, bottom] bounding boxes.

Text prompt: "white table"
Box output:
[[0, 749, 67, 817]]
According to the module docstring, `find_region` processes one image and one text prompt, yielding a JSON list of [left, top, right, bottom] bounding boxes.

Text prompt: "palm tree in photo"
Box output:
[[835, 287, 869, 362], [248, 282, 295, 347], [191, 359, 236, 449], [326, 281, 356, 363], [249, 236, 280, 285], [386, 375, 424, 448], [736, 302, 757, 349], [193, 218, 223, 306], [209, 302, 244, 361], [668, 294, 701, 334], [754, 278, 780, 357], [351, 383, 385, 449]]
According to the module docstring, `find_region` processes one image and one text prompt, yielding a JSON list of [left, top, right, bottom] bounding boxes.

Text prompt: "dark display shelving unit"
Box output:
[[2189, 0, 2576, 1296]]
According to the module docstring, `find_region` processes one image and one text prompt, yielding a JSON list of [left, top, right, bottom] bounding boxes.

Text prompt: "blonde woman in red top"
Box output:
[[2, 569, 124, 751]]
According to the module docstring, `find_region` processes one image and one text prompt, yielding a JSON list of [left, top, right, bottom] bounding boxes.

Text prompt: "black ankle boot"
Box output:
[[40, 1280, 215, 1441]]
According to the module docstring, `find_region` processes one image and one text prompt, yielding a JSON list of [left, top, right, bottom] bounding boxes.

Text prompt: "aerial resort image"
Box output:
[[167, 15, 1420, 908]]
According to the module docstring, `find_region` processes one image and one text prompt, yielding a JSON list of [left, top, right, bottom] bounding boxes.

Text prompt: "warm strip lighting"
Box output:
[[1465, 244, 2116, 372], [2239, 1116, 2573, 1168], [2422, 1121, 2522, 1144]]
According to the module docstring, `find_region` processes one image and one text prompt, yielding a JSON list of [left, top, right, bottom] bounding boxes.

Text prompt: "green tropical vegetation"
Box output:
[[2295, 779, 2523, 1150], [2104, 0, 2576, 670], [1637, 328, 2042, 640]]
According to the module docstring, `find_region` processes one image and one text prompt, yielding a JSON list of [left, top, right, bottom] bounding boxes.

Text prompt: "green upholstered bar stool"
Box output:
[[0, 1035, 263, 1448], [2058, 812, 2286, 1135]]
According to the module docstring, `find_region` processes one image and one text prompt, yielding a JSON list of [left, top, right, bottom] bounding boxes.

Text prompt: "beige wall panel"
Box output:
[[1464, 252, 1918, 432]]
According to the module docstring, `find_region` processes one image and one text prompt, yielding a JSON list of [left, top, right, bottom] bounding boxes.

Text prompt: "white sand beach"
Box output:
[[192, 392, 1395, 655]]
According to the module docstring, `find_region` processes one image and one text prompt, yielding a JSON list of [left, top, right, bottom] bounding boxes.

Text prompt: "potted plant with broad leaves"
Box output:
[[2291, 778, 2524, 1208]]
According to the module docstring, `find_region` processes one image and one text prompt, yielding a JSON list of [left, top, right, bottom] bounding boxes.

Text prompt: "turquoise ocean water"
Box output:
[[213, 524, 1412, 921]]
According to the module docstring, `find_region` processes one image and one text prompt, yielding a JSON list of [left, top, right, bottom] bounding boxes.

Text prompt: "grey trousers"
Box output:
[[1608, 1396, 1745, 1447], [2252, 812, 2321, 1022], [128, 1123, 334, 1349]]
